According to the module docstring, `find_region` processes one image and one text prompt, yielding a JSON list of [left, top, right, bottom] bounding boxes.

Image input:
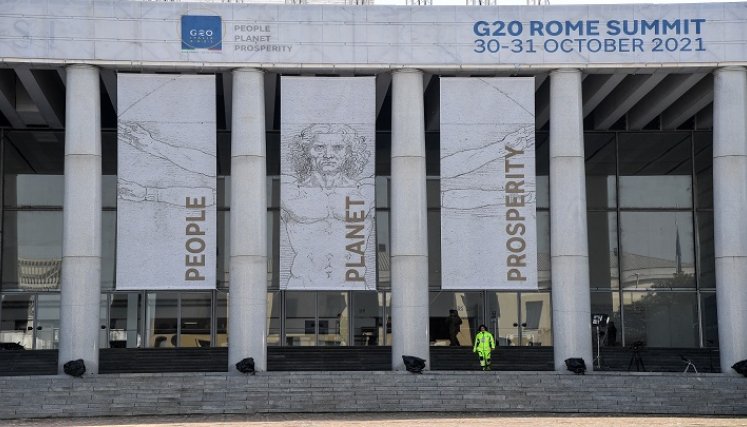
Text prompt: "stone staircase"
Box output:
[[2, 371, 745, 419]]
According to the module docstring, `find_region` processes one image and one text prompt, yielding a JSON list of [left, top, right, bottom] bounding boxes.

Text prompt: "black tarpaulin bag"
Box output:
[[236, 357, 255, 374], [732, 360, 747, 377], [402, 355, 426, 374], [63, 359, 86, 377], [565, 358, 586, 374]]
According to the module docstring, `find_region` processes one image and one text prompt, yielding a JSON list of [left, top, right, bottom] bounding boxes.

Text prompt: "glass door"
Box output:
[[34, 294, 59, 349], [488, 292, 520, 346], [285, 291, 316, 346], [108, 293, 142, 348], [487, 292, 553, 347], [318, 292, 348, 346], [519, 292, 552, 347]]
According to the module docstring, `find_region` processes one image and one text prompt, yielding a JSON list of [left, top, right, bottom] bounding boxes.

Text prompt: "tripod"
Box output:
[[681, 355, 698, 373], [592, 324, 603, 369], [628, 345, 645, 372]]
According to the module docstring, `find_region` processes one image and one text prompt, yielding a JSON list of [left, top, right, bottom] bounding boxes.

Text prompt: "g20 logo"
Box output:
[[181, 16, 222, 51], [189, 29, 214, 38]]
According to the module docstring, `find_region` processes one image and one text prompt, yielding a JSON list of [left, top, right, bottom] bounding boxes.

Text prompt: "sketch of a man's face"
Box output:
[[310, 133, 346, 175]]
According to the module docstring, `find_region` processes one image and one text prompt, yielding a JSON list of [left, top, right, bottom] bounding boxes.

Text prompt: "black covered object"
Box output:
[[63, 359, 86, 377], [565, 357, 586, 374], [402, 355, 426, 374], [732, 359, 747, 377], [0, 342, 25, 350], [236, 357, 255, 374]]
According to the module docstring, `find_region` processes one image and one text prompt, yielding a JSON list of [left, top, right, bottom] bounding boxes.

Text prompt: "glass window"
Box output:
[[585, 133, 617, 209], [180, 293, 212, 348], [375, 176, 389, 209], [318, 292, 348, 346], [267, 132, 281, 176], [3, 131, 65, 208], [486, 292, 552, 347], [267, 176, 280, 209], [536, 133, 550, 209], [34, 294, 59, 350], [425, 132, 440, 176], [537, 211, 551, 290], [520, 292, 552, 347], [375, 132, 391, 177], [428, 210, 441, 289], [4, 174, 64, 207], [376, 210, 390, 290], [217, 132, 231, 177], [102, 211, 116, 290], [618, 132, 692, 209], [217, 211, 229, 290], [267, 291, 281, 346], [693, 132, 713, 210], [622, 291, 699, 347], [426, 178, 440, 209], [216, 291, 227, 347], [108, 293, 142, 349], [430, 291, 483, 347], [102, 175, 118, 208], [590, 291, 621, 347], [101, 130, 118, 209], [285, 291, 315, 346], [2, 211, 63, 291], [620, 212, 695, 289], [268, 210, 279, 289], [487, 292, 518, 346], [99, 294, 108, 348], [696, 212, 715, 290], [146, 292, 178, 348], [0, 294, 35, 349], [218, 176, 230, 209], [352, 291, 385, 346], [588, 212, 619, 289], [700, 292, 718, 348]]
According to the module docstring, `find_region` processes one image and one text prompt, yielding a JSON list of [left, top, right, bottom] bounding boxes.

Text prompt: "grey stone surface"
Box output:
[[390, 70, 429, 371], [229, 68, 268, 372], [59, 64, 102, 375], [5, 371, 746, 420], [549, 70, 593, 372], [713, 66, 747, 375]]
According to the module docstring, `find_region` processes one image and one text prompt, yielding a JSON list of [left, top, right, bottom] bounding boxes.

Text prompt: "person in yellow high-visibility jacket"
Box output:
[[473, 324, 496, 371]]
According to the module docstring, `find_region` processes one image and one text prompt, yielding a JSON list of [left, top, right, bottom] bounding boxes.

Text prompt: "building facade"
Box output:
[[0, 0, 745, 376]]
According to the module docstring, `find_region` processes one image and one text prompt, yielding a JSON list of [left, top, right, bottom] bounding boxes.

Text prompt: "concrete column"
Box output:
[[713, 66, 747, 375], [549, 69, 593, 372], [228, 68, 268, 373], [390, 69, 429, 370], [59, 64, 102, 374]]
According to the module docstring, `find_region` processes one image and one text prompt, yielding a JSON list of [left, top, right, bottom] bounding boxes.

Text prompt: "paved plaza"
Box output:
[[5, 414, 747, 427]]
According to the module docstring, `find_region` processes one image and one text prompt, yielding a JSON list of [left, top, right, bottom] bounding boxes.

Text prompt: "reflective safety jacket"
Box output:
[[473, 330, 496, 353]]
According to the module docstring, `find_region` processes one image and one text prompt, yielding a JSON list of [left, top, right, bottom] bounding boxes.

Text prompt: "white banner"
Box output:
[[116, 74, 217, 290], [440, 77, 537, 290], [2, 1, 742, 68], [280, 77, 376, 290]]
